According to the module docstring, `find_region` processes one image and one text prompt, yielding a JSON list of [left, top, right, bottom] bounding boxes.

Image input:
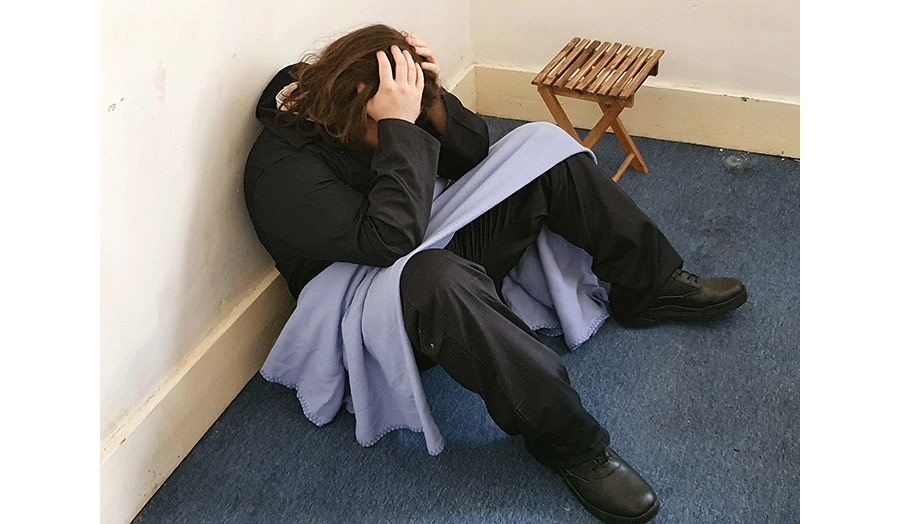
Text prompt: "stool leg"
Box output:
[[537, 86, 580, 141], [581, 101, 624, 149], [611, 116, 649, 174], [612, 153, 636, 183]]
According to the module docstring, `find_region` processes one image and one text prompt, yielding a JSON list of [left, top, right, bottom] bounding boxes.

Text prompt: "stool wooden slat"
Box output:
[[610, 48, 653, 97], [573, 42, 620, 91], [596, 46, 643, 95], [532, 38, 664, 182], [588, 44, 632, 94], [619, 49, 664, 99], [532, 37, 579, 85], [547, 39, 588, 85], [567, 41, 611, 90], [555, 40, 601, 89], [551, 39, 593, 87]]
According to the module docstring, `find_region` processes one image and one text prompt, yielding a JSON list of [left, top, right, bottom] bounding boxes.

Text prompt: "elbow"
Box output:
[[461, 141, 489, 176], [362, 227, 424, 267], [386, 228, 425, 263], [476, 140, 489, 164], [366, 254, 399, 268], [476, 120, 490, 157], [469, 130, 490, 167], [367, 241, 418, 267]]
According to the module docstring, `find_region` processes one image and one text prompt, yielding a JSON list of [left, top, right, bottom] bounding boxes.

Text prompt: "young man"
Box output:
[[244, 25, 746, 524]]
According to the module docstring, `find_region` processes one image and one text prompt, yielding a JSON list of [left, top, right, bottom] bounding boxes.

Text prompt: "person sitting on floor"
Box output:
[[243, 23, 747, 524]]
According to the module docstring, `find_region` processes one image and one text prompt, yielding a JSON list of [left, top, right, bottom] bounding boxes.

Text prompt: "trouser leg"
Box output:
[[445, 151, 684, 320], [401, 151, 681, 464], [400, 249, 608, 467]]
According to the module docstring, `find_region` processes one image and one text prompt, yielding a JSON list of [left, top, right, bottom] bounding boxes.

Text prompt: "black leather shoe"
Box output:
[[555, 448, 659, 523], [617, 268, 747, 328]]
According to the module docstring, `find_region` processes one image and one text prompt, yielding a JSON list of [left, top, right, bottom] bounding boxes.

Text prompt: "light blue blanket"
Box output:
[[261, 122, 610, 455]]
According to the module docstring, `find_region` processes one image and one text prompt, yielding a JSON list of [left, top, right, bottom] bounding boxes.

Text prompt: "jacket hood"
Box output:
[[255, 63, 322, 149]]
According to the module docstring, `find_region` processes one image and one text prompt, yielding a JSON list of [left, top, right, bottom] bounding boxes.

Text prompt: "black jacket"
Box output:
[[244, 65, 490, 299]]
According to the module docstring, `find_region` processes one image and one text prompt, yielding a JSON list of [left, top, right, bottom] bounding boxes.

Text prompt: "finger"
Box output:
[[402, 49, 416, 86], [412, 45, 435, 61], [375, 50, 393, 86], [415, 62, 424, 91], [421, 63, 441, 87], [390, 45, 407, 84], [406, 35, 432, 56], [406, 33, 425, 46]]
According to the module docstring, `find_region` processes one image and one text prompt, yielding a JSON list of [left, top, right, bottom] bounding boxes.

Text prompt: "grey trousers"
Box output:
[[399, 152, 682, 466]]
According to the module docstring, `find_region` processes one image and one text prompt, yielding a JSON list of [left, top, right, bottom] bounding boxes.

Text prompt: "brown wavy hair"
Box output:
[[275, 24, 439, 149]]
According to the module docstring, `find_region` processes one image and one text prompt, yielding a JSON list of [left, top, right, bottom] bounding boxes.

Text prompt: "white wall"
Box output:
[[100, 0, 473, 442], [472, 0, 799, 103]]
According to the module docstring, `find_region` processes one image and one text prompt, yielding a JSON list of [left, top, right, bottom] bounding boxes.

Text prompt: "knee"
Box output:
[[561, 151, 602, 181], [537, 151, 601, 193], [400, 249, 491, 305]]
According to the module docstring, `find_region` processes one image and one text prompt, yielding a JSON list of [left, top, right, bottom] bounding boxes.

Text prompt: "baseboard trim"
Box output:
[[446, 62, 477, 109], [99, 268, 295, 524], [473, 65, 799, 158]]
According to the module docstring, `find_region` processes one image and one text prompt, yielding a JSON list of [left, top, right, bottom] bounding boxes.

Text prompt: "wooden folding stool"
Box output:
[[532, 38, 664, 182]]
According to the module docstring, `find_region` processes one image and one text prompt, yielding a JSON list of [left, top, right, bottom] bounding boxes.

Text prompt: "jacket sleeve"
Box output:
[[250, 119, 440, 267], [417, 88, 490, 180]]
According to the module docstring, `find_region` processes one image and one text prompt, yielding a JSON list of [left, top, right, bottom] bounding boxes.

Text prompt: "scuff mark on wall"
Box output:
[[155, 61, 167, 105]]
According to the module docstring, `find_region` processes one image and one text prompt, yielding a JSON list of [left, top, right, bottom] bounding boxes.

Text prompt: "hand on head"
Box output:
[[365, 45, 424, 124], [402, 32, 442, 89]]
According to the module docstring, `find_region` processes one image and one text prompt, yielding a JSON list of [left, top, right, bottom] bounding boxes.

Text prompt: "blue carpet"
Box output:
[[134, 116, 799, 523]]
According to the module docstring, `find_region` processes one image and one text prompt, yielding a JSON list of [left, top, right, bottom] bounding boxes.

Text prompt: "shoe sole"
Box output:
[[619, 287, 748, 328], [561, 473, 661, 524], [539, 457, 661, 524]]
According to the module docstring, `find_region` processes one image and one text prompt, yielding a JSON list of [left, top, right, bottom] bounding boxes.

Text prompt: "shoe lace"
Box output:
[[589, 453, 610, 472], [676, 269, 699, 284]]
